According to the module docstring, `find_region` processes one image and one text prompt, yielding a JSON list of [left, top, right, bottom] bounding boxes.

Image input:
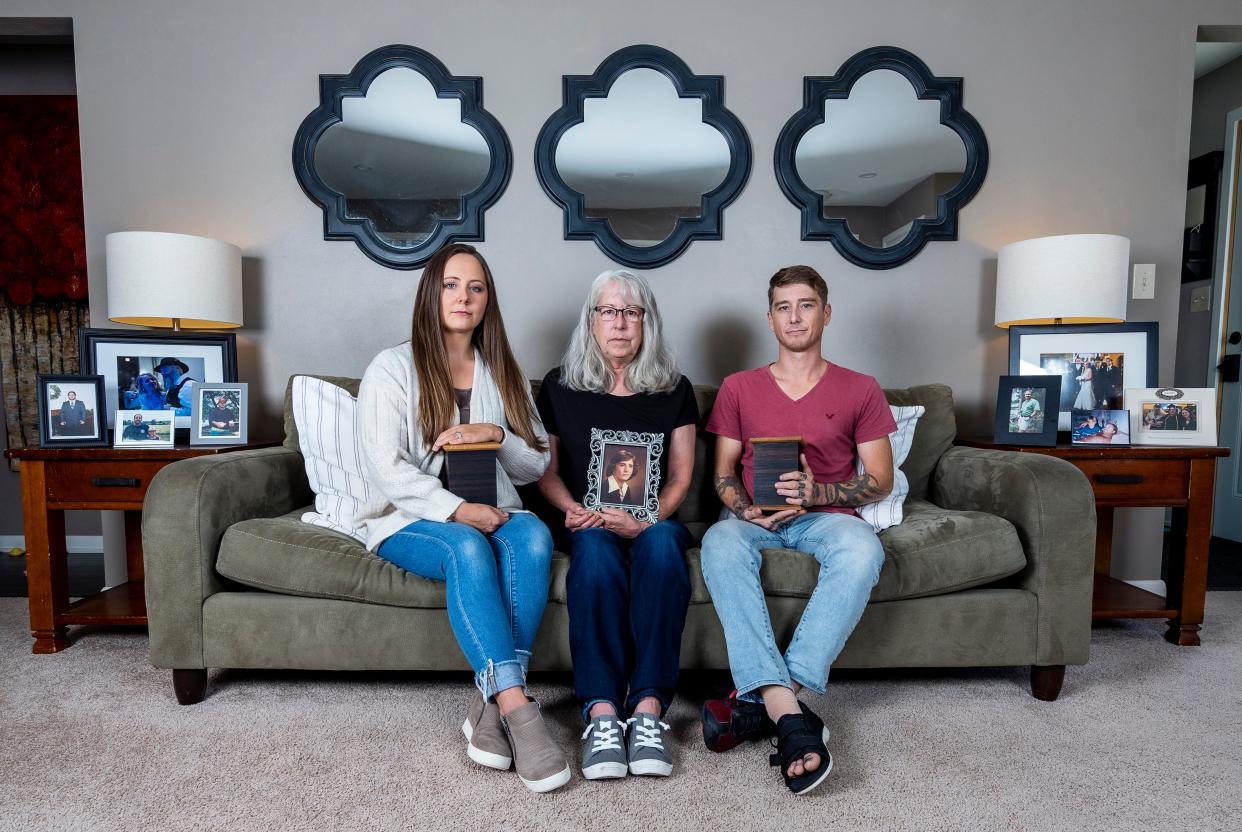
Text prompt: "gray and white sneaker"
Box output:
[[462, 689, 512, 770], [580, 715, 628, 780], [625, 714, 673, 777]]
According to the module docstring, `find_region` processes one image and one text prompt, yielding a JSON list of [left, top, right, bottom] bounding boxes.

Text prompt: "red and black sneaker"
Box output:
[[701, 691, 777, 753]]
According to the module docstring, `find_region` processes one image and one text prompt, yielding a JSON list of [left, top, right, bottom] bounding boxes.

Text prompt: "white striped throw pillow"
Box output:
[[292, 376, 377, 542], [858, 404, 924, 533]]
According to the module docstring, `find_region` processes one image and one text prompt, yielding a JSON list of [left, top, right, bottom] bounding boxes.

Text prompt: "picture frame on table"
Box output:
[[1124, 387, 1217, 446], [79, 328, 238, 431], [582, 428, 662, 524], [992, 375, 1061, 447], [1070, 408, 1131, 446], [190, 383, 248, 446], [35, 374, 109, 448], [113, 409, 176, 447], [1007, 322, 1158, 431]]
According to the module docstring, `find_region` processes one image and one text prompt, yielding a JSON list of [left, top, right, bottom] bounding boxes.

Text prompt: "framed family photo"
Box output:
[[190, 383, 248, 445], [113, 409, 175, 447], [1125, 387, 1217, 446], [582, 428, 662, 523], [1008, 322, 1157, 431], [36, 374, 108, 448], [1070, 409, 1131, 446], [79, 328, 238, 430], [992, 375, 1060, 446]]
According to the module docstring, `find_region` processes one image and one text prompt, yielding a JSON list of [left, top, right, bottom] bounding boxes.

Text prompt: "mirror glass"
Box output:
[[794, 69, 967, 250], [314, 67, 491, 248], [554, 68, 730, 248]]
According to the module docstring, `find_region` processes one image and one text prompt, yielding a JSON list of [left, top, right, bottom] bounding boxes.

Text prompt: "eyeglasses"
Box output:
[[593, 305, 644, 323]]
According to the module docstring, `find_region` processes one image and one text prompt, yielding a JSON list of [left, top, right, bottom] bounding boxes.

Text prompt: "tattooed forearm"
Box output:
[[813, 472, 886, 507], [714, 474, 752, 517]]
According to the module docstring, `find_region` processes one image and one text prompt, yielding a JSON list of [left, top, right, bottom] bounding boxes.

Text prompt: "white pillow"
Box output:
[[858, 404, 924, 533], [292, 376, 376, 542]]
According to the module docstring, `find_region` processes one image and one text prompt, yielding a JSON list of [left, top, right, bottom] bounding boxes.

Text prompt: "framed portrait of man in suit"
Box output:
[[36, 374, 108, 448], [582, 428, 662, 523]]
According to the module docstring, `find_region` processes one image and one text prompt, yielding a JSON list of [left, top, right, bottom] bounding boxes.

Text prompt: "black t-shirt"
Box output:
[[535, 367, 699, 511]]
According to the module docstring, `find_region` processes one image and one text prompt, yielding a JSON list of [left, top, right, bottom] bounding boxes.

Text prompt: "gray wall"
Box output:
[[1189, 54, 1242, 159], [3, 0, 1239, 578]]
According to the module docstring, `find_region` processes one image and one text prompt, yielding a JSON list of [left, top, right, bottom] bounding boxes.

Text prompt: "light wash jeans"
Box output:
[[376, 512, 554, 699], [700, 512, 885, 701]]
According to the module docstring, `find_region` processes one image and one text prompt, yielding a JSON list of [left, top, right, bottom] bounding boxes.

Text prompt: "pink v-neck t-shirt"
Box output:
[[706, 363, 896, 516]]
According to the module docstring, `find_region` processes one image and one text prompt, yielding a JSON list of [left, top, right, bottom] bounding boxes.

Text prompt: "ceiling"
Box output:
[[1195, 42, 1242, 79]]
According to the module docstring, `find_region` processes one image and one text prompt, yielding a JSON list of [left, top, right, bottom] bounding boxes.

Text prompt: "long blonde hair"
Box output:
[[409, 244, 545, 452]]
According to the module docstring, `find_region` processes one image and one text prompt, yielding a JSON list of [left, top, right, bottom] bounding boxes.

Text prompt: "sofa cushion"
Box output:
[[752, 499, 1026, 603], [883, 384, 955, 501], [858, 404, 924, 533], [284, 374, 362, 453]]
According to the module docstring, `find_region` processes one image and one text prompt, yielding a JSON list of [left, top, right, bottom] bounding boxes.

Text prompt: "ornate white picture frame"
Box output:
[[583, 428, 663, 523], [1124, 387, 1217, 447]]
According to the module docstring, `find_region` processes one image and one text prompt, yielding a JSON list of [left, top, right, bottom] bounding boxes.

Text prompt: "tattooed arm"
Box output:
[[776, 437, 893, 508]]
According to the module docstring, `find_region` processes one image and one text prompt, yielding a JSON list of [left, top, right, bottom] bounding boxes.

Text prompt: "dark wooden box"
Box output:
[[444, 442, 500, 507], [750, 437, 802, 511]]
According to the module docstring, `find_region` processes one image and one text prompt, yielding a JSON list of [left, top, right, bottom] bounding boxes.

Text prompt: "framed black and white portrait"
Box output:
[[583, 428, 662, 523], [36, 374, 108, 448]]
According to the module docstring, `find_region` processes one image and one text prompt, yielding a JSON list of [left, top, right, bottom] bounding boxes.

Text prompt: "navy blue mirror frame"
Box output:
[[534, 45, 752, 269], [774, 46, 989, 270], [292, 45, 512, 270]]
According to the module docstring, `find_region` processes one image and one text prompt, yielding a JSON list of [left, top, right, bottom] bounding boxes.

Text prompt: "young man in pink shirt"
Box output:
[[699, 265, 895, 796]]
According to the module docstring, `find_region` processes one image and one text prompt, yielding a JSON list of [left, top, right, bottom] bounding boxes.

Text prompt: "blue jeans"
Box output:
[[564, 520, 693, 719], [700, 512, 884, 701], [376, 512, 554, 699]]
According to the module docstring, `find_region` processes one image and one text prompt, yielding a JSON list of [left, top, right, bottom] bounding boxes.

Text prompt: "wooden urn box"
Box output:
[[750, 436, 802, 511], [444, 442, 500, 506]]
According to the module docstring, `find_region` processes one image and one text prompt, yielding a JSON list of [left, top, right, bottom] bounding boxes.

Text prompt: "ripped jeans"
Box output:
[[376, 512, 554, 699]]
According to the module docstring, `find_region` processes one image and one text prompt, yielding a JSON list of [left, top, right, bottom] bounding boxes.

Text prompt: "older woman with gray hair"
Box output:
[[536, 269, 698, 781]]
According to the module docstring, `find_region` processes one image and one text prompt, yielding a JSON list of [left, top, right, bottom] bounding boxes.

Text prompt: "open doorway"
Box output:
[[1174, 27, 1242, 588]]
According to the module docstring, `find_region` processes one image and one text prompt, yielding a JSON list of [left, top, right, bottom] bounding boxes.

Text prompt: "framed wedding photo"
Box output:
[[36, 374, 108, 448], [113, 409, 176, 447], [79, 328, 238, 431], [582, 428, 662, 523], [992, 375, 1060, 447], [1125, 387, 1217, 446], [1008, 322, 1157, 431], [190, 383, 248, 446]]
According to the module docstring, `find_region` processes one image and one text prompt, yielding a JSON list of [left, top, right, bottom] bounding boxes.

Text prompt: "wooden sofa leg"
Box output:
[[1030, 665, 1065, 701], [173, 669, 208, 705]]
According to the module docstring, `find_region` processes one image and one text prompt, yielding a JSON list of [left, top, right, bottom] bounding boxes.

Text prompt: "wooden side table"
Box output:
[[959, 440, 1229, 645], [5, 443, 275, 653]]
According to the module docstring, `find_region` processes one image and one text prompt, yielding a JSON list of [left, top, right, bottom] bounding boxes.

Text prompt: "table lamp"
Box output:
[[105, 231, 242, 330], [994, 233, 1130, 327]]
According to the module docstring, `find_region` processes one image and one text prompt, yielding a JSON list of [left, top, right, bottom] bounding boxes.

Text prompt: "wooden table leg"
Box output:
[[1166, 458, 1215, 645], [124, 509, 144, 582], [1094, 506, 1115, 576], [20, 461, 70, 653]]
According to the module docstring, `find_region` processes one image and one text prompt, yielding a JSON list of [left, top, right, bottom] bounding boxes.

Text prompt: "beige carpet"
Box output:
[[2, 596, 1240, 832]]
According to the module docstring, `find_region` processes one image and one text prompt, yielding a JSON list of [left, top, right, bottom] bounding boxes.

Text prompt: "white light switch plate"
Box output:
[[1132, 264, 1156, 299]]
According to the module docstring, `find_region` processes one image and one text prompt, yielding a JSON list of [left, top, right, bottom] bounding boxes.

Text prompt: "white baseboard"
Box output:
[[1124, 579, 1167, 597], [0, 535, 104, 554]]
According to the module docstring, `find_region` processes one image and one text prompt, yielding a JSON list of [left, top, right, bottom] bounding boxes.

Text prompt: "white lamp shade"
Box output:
[[106, 231, 243, 328], [994, 233, 1130, 328]]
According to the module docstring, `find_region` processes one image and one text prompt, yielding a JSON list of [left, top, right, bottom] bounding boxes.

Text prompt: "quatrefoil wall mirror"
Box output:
[[775, 46, 988, 269], [293, 45, 511, 269], [535, 45, 752, 269]]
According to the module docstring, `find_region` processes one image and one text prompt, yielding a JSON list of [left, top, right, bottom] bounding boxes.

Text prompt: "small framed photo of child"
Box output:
[[1070, 409, 1131, 446], [582, 428, 662, 523], [113, 409, 175, 447], [190, 383, 248, 446], [37, 374, 109, 448]]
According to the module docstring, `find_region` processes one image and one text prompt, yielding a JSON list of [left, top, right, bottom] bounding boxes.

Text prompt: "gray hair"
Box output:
[[558, 269, 681, 394]]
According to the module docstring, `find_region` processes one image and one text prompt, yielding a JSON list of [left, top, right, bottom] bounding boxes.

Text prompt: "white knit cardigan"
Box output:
[[357, 343, 550, 551]]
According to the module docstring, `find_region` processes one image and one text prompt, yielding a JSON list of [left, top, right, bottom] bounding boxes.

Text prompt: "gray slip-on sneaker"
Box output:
[[503, 701, 572, 794], [625, 714, 673, 777], [462, 690, 512, 770], [580, 715, 628, 780]]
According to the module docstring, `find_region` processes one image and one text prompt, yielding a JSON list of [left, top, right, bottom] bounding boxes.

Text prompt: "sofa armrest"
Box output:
[[143, 446, 314, 669], [931, 446, 1095, 666]]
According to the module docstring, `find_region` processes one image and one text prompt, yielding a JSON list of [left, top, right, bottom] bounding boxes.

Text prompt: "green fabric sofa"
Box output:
[[144, 376, 1095, 706]]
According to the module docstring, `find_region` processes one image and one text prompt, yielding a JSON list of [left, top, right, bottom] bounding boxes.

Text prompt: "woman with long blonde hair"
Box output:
[[358, 243, 569, 793]]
